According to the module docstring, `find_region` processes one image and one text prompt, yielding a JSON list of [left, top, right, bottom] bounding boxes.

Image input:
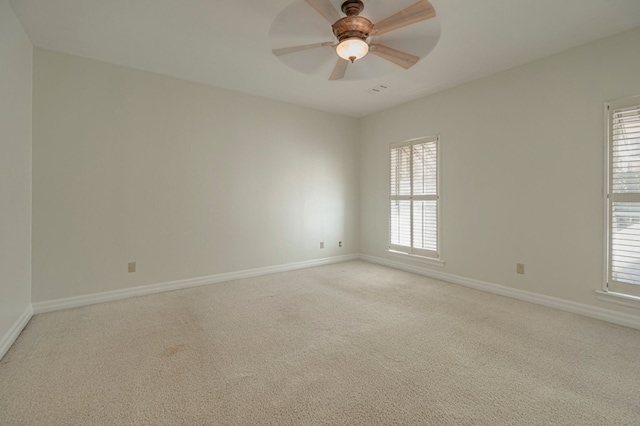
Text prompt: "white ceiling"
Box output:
[[9, 0, 640, 117]]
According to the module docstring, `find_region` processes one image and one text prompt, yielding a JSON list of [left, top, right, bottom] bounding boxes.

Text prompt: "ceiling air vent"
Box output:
[[365, 84, 390, 94]]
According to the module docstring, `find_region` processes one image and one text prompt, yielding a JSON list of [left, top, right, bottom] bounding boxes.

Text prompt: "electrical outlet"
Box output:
[[338, 241, 343, 247], [128, 262, 136, 273], [516, 263, 525, 275], [320, 242, 324, 249]]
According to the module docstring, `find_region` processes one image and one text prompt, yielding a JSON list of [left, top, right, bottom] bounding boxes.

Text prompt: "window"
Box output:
[[389, 136, 439, 259], [606, 96, 640, 298]]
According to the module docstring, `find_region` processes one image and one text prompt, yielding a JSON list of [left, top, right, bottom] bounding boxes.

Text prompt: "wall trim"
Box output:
[[0, 304, 33, 361], [595, 290, 640, 309], [26, 253, 640, 332], [32, 254, 359, 315], [359, 253, 640, 330]]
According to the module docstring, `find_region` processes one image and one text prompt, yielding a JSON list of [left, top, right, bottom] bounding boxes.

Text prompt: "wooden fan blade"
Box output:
[[369, 44, 419, 69], [305, 0, 342, 24], [272, 42, 334, 56], [373, 0, 436, 36], [329, 58, 349, 81]]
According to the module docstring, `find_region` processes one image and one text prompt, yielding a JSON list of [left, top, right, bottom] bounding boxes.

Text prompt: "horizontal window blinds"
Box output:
[[390, 137, 439, 258], [609, 102, 640, 297], [612, 106, 640, 193]]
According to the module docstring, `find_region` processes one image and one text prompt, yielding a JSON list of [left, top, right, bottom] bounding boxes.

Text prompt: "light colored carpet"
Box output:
[[1, 261, 640, 425]]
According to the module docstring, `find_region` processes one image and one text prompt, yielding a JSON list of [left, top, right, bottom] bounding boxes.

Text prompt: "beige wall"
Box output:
[[0, 0, 32, 338], [29, 24, 640, 321], [360, 27, 640, 315], [32, 48, 359, 302]]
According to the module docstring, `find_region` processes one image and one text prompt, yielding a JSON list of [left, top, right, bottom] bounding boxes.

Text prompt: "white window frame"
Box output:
[[388, 136, 442, 262], [602, 95, 640, 305]]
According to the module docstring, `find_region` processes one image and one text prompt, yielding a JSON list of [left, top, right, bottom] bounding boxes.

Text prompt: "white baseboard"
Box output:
[[0, 304, 33, 361], [28, 252, 640, 330], [359, 253, 640, 330], [32, 254, 359, 315]]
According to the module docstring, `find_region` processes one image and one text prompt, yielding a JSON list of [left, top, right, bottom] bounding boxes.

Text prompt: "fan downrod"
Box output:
[[341, 0, 364, 16]]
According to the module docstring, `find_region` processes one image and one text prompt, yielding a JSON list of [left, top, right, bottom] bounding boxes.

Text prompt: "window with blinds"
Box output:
[[607, 97, 640, 298], [390, 136, 439, 258]]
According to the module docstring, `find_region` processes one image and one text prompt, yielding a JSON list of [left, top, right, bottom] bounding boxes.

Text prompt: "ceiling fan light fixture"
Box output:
[[336, 37, 369, 63], [274, 0, 436, 80]]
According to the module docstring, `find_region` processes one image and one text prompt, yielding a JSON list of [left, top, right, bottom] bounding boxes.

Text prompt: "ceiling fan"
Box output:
[[272, 0, 436, 81]]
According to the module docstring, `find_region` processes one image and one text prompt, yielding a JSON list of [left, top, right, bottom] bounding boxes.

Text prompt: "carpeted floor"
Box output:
[[1, 260, 640, 425]]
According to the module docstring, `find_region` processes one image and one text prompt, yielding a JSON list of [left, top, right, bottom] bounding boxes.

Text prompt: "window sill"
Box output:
[[595, 290, 640, 309], [386, 250, 446, 267]]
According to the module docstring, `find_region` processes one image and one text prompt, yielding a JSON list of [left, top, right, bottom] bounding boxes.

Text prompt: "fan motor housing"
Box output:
[[332, 15, 373, 42], [332, 0, 373, 43]]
